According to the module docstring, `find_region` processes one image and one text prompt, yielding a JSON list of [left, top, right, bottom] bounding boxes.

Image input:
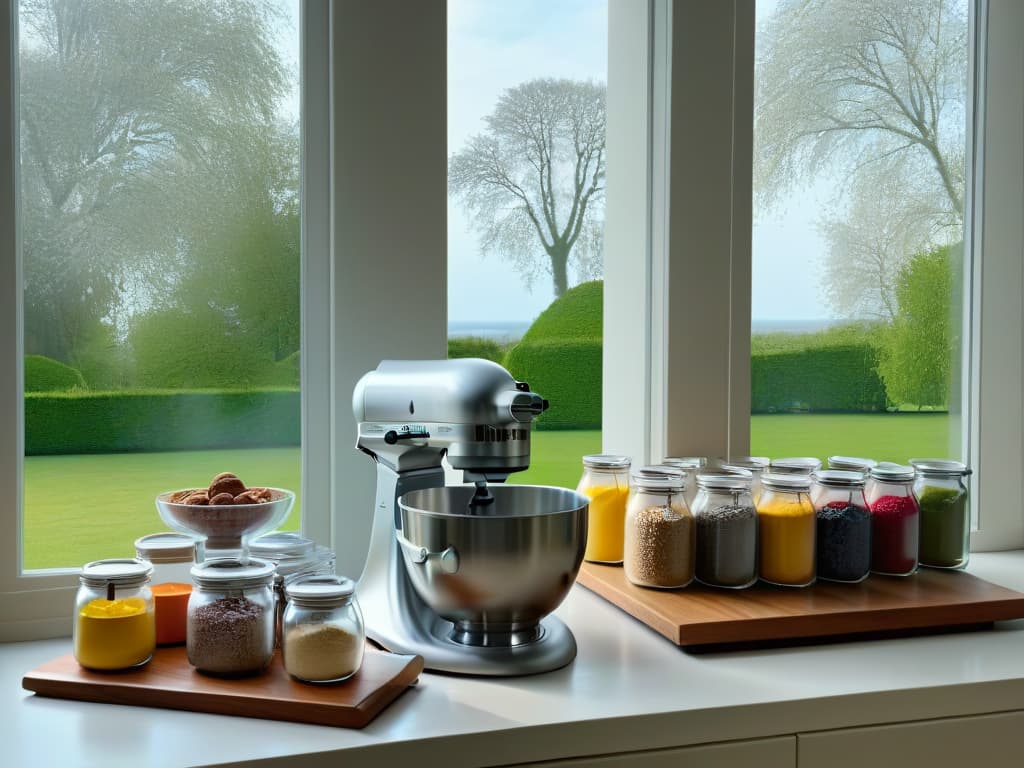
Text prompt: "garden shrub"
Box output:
[[25, 389, 300, 455], [521, 281, 603, 343], [751, 344, 888, 413], [504, 340, 601, 429], [448, 336, 506, 364], [25, 355, 86, 392]]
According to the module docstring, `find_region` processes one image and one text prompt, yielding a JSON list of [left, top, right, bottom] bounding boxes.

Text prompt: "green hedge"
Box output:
[[504, 340, 601, 429], [751, 344, 887, 413], [26, 389, 300, 455], [25, 355, 86, 392], [521, 280, 602, 343], [448, 336, 507, 364]]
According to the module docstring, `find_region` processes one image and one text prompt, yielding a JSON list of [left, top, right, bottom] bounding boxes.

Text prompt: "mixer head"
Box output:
[[352, 359, 548, 477]]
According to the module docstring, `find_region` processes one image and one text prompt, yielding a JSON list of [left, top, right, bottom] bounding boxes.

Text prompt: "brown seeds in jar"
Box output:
[[624, 504, 695, 588]]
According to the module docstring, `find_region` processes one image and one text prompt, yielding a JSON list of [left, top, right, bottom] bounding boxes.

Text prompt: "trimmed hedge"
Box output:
[[448, 336, 507, 364], [504, 340, 601, 429], [26, 389, 300, 455], [25, 355, 86, 392], [751, 344, 887, 413], [521, 280, 603, 343]]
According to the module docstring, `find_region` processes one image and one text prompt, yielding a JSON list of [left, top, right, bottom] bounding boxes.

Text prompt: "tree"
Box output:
[[755, 0, 967, 318], [878, 244, 957, 408], [449, 78, 606, 297]]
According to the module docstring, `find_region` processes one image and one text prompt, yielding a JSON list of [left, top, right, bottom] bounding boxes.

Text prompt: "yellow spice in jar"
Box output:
[[758, 496, 815, 586], [75, 597, 155, 671], [581, 484, 630, 563]]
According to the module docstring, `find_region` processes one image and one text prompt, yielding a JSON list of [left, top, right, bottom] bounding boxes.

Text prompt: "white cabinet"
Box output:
[[798, 710, 1024, 768], [505, 736, 795, 768]]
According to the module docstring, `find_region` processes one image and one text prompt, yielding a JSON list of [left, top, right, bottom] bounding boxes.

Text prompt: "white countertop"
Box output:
[[4, 552, 1024, 768]]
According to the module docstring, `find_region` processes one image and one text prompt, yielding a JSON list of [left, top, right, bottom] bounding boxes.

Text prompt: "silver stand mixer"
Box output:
[[353, 359, 588, 676]]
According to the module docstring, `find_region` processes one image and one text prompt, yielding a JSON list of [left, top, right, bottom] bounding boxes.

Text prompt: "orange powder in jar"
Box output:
[[758, 496, 816, 586], [151, 583, 192, 645], [581, 485, 630, 563]]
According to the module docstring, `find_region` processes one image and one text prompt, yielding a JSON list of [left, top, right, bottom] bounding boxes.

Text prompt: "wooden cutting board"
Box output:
[[577, 563, 1024, 650], [23, 646, 423, 728]]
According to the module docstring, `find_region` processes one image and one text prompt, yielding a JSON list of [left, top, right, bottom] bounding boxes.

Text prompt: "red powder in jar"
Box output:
[[870, 494, 919, 575]]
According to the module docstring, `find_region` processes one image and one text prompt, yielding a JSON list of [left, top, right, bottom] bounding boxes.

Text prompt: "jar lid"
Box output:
[[811, 469, 866, 488], [769, 457, 822, 474], [661, 456, 706, 469], [828, 455, 878, 472], [909, 459, 971, 477], [80, 558, 153, 588], [249, 532, 316, 560], [696, 472, 751, 491], [134, 532, 197, 564], [630, 466, 685, 492], [582, 454, 631, 470], [285, 574, 355, 607], [716, 464, 757, 479], [722, 456, 769, 470], [190, 557, 275, 589], [761, 472, 812, 491], [869, 463, 915, 481]]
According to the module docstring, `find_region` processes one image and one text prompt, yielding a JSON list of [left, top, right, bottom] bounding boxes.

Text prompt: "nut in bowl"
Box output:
[[156, 472, 294, 553]]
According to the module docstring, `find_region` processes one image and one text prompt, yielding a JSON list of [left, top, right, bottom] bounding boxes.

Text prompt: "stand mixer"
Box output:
[[353, 358, 589, 676]]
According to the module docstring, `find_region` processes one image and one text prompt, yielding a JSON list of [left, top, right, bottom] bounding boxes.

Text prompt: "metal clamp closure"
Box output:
[[396, 533, 460, 574]]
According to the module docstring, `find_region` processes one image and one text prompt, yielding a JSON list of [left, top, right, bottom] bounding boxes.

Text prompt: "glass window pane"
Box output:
[[19, 0, 302, 570], [447, 0, 608, 488], [751, 0, 969, 467]]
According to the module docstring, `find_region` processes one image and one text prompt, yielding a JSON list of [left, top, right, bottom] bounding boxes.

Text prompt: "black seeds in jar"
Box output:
[[188, 596, 272, 676], [816, 502, 872, 582], [695, 504, 758, 588]]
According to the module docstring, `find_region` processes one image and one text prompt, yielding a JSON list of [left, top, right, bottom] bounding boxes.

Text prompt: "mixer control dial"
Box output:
[[384, 428, 431, 444]]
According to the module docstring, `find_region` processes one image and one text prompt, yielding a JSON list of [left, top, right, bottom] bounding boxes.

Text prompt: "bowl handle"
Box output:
[[395, 533, 460, 575]]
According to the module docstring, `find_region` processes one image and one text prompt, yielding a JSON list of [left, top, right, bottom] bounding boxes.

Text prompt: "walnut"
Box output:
[[209, 492, 236, 505], [183, 491, 210, 505], [208, 472, 246, 499], [233, 490, 265, 505], [244, 487, 273, 503], [169, 489, 197, 503]]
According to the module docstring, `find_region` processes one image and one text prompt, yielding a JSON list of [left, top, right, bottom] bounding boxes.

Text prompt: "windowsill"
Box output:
[[4, 551, 1024, 767]]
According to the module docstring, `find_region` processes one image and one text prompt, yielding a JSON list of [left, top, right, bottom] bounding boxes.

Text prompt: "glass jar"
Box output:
[[577, 455, 631, 564], [135, 532, 197, 645], [827, 455, 878, 475], [624, 467, 694, 588], [866, 464, 919, 576], [283, 575, 365, 683], [250, 532, 337, 646], [187, 557, 275, 676], [74, 558, 155, 671], [910, 459, 972, 570], [720, 456, 768, 504], [661, 456, 706, 506], [691, 473, 757, 589], [769, 457, 822, 475], [758, 473, 816, 587], [811, 470, 872, 583]]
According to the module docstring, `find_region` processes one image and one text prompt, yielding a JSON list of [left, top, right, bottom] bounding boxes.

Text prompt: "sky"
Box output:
[[446, 0, 833, 327]]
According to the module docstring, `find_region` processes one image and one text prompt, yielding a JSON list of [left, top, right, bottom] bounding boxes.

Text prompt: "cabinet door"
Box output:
[[799, 710, 1024, 768], [505, 735, 795, 768]]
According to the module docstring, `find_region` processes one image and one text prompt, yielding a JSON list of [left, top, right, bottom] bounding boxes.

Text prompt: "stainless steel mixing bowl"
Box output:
[[397, 485, 588, 646]]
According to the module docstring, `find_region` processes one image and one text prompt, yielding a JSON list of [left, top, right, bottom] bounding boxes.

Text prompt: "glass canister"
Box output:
[[624, 467, 694, 588], [135, 532, 197, 645], [250, 532, 336, 646], [720, 456, 768, 504], [661, 456, 706, 506], [769, 457, 822, 475], [283, 575, 365, 683], [827, 455, 878, 475], [187, 557, 275, 676], [910, 459, 972, 570], [74, 558, 155, 671], [866, 464, 919, 576], [758, 473, 816, 587], [811, 470, 872, 583], [691, 473, 758, 589], [577, 455, 631, 564]]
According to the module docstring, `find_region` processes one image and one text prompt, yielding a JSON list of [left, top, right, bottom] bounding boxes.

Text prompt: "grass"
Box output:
[[23, 413, 953, 570]]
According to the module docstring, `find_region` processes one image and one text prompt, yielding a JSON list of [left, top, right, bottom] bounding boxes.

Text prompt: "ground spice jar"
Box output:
[[758, 473, 816, 587], [283, 575, 364, 683], [74, 558, 155, 671], [577, 455, 631, 564], [135, 532, 197, 645], [867, 464, 919, 576], [811, 470, 872, 583], [624, 467, 694, 588], [691, 473, 757, 589], [661, 457, 706, 506], [827, 456, 878, 475], [187, 557, 275, 676], [910, 459, 971, 570], [769, 457, 822, 475]]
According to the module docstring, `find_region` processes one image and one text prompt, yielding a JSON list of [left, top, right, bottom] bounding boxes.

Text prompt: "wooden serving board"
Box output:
[[577, 563, 1024, 650], [22, 646, 423, 729]]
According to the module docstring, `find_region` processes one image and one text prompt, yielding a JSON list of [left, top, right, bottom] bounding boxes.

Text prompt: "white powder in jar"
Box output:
[[283, 623, 363, 682]]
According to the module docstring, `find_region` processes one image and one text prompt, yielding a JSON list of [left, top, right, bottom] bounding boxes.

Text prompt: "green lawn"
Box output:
[[24, 413, 952, 570]]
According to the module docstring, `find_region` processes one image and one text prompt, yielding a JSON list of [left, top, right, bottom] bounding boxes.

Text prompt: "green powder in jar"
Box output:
[[917, 486, 968, 568]]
